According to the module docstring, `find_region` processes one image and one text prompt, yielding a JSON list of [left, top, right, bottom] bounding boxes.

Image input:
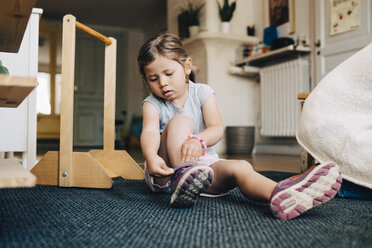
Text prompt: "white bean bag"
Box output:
[[297, 42, 372, 189]]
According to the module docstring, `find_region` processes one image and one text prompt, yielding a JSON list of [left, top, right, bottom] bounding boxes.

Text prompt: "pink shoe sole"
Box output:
[[270, 162, 342, 220]]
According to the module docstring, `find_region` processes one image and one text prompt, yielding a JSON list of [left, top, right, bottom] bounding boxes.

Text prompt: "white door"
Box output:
[[73, 31, 125, 148], [314, 0, 372, 85], [73, 34, 105, 148]]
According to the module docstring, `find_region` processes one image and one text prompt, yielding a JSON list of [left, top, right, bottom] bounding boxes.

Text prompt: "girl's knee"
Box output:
[[162, 114, 193, 137], [232, 160, 253, 171], [168, 114, 193, 127], [213, 160, 253, 179]]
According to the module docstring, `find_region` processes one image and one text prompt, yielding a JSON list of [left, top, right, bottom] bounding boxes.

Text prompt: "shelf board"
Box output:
[[234, 45, 311, 67], [0, 74, 38, 107], [183, 32, 259, 46], [0, 0, 37, 53], [0, 159, 36, 188], [229, 65, 259, 78]]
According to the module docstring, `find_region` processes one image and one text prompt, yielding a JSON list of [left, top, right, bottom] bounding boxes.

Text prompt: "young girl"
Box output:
[[138, 33, 342, 220]]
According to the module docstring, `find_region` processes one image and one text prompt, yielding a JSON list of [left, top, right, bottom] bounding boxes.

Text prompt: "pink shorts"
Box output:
[[144, 153, 225, 196]]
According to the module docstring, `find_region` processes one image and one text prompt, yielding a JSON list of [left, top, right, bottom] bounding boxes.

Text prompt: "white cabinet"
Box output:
[[0, 8, 42, 170]]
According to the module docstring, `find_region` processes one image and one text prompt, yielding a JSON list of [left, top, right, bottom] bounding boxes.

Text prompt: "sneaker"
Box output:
[[270, 161, 342, 220], [170, 162, 214, 207]]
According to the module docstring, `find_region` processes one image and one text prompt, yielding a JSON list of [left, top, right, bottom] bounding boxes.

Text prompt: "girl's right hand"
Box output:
[[147, 155, 174, 177]]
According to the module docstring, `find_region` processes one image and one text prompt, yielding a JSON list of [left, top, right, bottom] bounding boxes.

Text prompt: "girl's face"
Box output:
[[144, 55, 192, 103]]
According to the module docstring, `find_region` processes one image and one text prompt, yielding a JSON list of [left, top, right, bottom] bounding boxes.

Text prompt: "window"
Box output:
[[55, 74, 61, 114], [37, 72, 51, 114], [36, 72, 61, 115]]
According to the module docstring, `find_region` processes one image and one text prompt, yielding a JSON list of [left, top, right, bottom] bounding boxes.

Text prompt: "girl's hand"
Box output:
[[181, 138, 202, 163], [147, 155, 174, 177]]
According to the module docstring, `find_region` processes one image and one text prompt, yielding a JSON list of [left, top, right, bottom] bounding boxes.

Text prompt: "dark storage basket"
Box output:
[[226, 126, 255, 155]]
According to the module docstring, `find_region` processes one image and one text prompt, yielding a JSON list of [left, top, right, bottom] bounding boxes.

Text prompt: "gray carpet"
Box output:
[[1, 172, 371, 248]]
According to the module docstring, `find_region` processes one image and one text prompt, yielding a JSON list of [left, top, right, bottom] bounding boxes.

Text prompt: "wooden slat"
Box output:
[[59, 15, 76, 187], [75, 21, 112, 45], [103, 38, 117, 151], [0, 74, 37, 107], [0, 159, 36, 188], [0, 0, 36, 52]]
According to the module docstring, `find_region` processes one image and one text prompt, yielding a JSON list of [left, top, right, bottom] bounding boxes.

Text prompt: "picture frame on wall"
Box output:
[[263, 0, 296, 36], [330, 0, 360, 36]]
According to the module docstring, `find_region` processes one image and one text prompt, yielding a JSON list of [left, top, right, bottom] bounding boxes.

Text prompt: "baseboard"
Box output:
[[254, 143, 301, 156]]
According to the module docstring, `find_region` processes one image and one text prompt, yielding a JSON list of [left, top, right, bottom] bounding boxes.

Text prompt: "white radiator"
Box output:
[[260, 58, 310, 137]]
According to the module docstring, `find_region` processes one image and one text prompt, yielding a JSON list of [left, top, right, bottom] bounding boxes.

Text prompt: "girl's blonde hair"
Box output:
[[137, 33, 189, 82]]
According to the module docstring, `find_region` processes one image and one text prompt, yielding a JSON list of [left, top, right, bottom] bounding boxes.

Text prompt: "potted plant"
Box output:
[[179, 1, 205, 37], [217, 0, 236, 33], [0, 60, 9, 74]]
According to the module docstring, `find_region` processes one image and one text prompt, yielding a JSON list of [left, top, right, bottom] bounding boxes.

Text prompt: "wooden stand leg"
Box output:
[[59, 14, 75, 187], [89, 150, 118, 178], [31, 151, 113, 188], [31, 151, 59, 186], [90, 150, 144, 180], [70, 152, 113, 188]]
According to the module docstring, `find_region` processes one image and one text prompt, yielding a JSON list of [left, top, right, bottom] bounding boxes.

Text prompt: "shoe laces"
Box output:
[[171, 162, 195, 182]]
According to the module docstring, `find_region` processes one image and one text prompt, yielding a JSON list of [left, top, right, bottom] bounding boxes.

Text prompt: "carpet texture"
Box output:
[[1, 172, 371, 248]]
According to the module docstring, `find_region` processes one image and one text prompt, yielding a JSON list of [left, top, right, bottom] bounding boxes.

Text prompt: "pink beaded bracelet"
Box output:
[[187, 134, 207, 156]]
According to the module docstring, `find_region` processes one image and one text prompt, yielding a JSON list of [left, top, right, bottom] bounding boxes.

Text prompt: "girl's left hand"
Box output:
[[180, 138, 202, 163]]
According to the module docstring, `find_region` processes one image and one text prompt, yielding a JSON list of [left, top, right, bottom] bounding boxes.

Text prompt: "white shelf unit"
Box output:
[[0, 8, 42, 188]]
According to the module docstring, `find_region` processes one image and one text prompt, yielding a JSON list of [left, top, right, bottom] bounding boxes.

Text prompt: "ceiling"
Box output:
[[35, 0, 167, 32]]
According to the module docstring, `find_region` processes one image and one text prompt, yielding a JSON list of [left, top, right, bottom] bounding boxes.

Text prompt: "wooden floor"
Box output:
[[31, 148, 302, 174], [222, 154, 301, 173], [126, 149, 302, 174]]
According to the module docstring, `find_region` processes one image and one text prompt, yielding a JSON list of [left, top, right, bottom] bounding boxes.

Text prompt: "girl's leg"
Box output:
[[158, 114, 193, 167], [155, 116, 213, 207], [206, 160, 342, 220], [154, 114, 193, 186], [205, 160, 277, 202]]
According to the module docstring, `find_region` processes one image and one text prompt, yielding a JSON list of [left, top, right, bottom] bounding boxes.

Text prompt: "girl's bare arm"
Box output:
[[180, 94, 224, 163], [199, 94, 224, 146], [141, 102, 174, 177]]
